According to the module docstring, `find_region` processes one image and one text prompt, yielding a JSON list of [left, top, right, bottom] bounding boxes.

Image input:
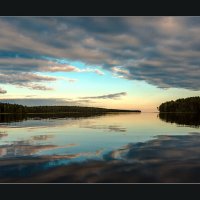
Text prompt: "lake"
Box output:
[[0, 112, 200, 183]]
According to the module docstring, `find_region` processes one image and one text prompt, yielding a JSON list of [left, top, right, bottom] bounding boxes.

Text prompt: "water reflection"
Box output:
[[80, 124, 127, 132], [0, 114, 27, 124], [0, 112, 200, 182], [159, 113, 200, 128], [0, 132, 8, 139], [7, 132, 200, 183], [31, 135, 54, 141], [0, 140, 78, 158], [0, 113, 111, 124]]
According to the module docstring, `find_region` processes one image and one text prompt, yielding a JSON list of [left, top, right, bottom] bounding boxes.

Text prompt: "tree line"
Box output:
[[158, 96, 200, 113], [0, 102, 140, 114]]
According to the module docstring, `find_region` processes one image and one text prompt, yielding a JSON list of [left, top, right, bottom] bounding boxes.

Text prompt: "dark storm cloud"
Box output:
[[80, 92, 127, 100], [0, 17, 200, 90]]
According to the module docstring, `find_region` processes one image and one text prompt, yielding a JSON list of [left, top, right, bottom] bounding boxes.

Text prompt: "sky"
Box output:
[[0, 16, 200, 112]]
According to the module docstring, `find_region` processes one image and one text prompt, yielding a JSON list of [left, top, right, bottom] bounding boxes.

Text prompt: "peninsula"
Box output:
[[0, 103, 141, 114]]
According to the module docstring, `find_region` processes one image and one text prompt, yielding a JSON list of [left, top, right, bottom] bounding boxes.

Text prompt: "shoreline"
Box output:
[[0, 111, 141, 115]]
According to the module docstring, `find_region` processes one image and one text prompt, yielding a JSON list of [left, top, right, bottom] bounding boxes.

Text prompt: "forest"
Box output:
[[158, 96, 200, 113], [0, 102, 141, 114]]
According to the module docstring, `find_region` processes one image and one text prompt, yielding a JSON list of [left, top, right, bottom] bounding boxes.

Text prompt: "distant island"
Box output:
[[158, 96, 200, 113], [0, 103, 141, 114]]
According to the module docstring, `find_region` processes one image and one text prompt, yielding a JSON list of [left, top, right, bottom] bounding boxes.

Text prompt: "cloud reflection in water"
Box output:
[[9, 132, 200, 183]]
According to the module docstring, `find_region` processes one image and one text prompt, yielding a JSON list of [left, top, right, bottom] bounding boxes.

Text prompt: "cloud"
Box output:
[[66, 79, 77, 83], [0, 87, 6, 94], [77, 67, 104, 75], [0, 17, 200, 90], [112, 67, 130, 79], [0, 57, 103, 91], [0, 98, 94, 106], [0, 57, 104, 74], [24, 84, 54, 91], [93, 69, 104, 75], [43, 64, 80, 72], [0, 73, 56, 91], [80, 92, 127, 100]]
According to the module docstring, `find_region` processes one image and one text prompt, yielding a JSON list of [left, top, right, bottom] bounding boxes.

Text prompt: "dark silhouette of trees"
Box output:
[[0, 103, 27, 113], [158, 97, 200, 113], [0, 103, 141, 114], [0, 102, 140, 123]]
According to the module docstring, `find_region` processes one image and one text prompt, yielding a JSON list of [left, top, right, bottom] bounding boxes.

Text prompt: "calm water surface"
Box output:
[[0, 112, 200, 182]]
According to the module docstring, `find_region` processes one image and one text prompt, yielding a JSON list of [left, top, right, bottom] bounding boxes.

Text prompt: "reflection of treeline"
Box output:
[[158, 97, 200, 113], [0, 114, 28, 123], [159, 113, 200, 128], [0, 103, 140, 114], [0, 113, 109, 123]]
